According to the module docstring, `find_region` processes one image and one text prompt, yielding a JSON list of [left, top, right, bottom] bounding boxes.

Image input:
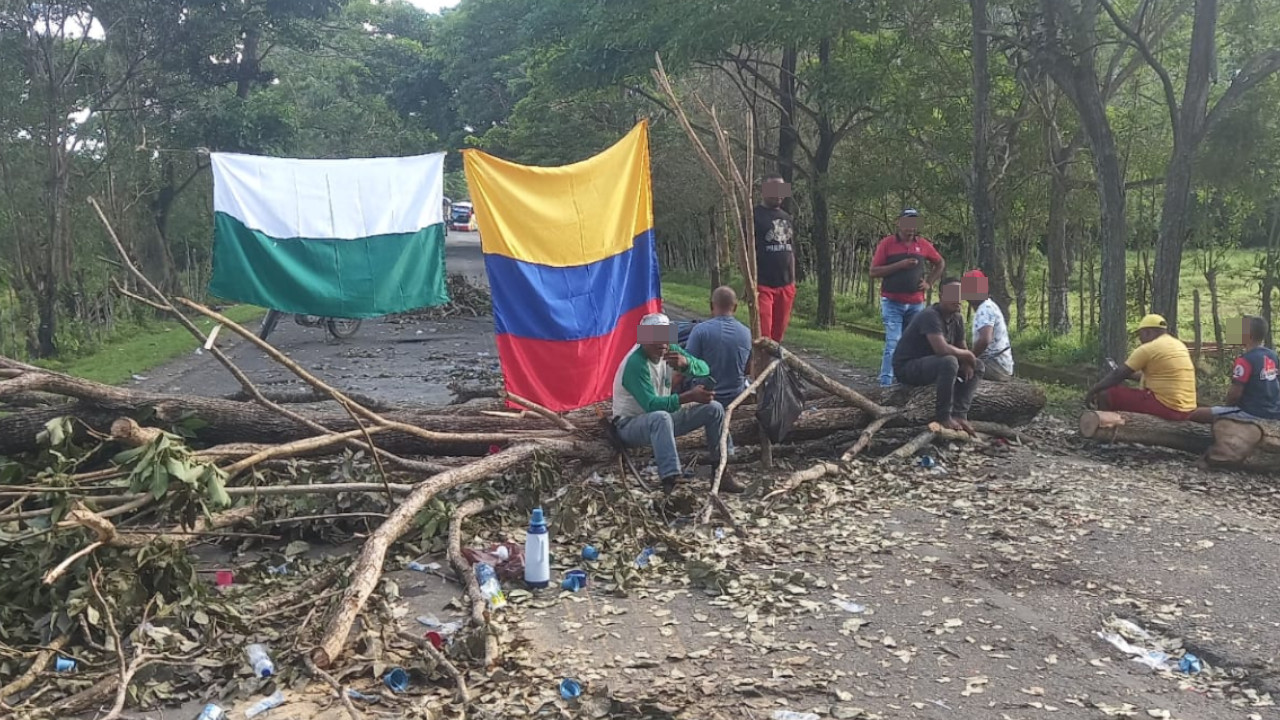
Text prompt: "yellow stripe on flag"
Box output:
[[463, 121, 654, 268]]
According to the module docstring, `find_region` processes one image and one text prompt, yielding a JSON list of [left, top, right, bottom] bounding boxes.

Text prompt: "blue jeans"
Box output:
[[880, 298, 925, 386], [614, 402, 725, 480]]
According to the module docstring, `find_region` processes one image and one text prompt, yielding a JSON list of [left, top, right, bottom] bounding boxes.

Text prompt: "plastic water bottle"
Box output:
[[635, 547, 655, 568], [244, 691, 285, 718], [524, 507, 550, 589], [475, 562, 507, 609], [244, 643, 275, 678]]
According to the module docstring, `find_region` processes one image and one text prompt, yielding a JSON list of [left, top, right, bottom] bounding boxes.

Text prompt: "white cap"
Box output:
[[640, 313, 672, 326]]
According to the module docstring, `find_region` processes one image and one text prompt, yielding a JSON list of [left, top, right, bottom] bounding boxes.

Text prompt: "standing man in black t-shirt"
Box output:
[[753, 175, 797, 342], [1190, 315, 1280, 423], [892, 278, 982, 434]]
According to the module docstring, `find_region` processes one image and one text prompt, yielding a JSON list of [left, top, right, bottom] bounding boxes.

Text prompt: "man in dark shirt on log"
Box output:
[[892, 277, 981, 434], [1190, 315, 1280, 423]]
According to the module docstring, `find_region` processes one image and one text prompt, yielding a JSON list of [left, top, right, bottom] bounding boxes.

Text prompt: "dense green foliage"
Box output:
[[3, 0, 1280, 364]]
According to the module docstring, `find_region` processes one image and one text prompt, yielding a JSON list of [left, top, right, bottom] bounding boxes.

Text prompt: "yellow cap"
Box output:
[[1136, 314, 1168, 331]]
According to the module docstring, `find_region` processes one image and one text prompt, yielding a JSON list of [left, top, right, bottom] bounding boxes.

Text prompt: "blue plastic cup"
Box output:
[[383, 667, 410, 693], [562, 570, 588, 592], [582, 545, 600, 561], [560, 678, 582, 700], [54, 656, 76, 673]]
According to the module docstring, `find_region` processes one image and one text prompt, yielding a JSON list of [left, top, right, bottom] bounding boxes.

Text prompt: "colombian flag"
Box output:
[[464, 122, 661, 412]]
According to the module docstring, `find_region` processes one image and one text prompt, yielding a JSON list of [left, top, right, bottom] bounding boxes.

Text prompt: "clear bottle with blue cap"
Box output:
[[524, 507, 550, 588]]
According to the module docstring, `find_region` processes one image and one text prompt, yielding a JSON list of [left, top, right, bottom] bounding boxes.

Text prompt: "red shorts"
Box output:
[[1105, 387, 1192, 421]]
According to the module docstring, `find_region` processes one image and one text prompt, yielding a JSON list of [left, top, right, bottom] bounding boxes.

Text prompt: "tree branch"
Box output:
[[1098, 0, 1182, 137], [1203, 49, 1280, 138]]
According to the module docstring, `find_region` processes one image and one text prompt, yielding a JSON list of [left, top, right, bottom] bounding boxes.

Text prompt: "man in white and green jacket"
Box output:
[[612, 313, 746, 495]]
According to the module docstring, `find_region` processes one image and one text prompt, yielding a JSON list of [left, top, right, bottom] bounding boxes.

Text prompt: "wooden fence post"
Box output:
[[1193, 289, 1203, 363]]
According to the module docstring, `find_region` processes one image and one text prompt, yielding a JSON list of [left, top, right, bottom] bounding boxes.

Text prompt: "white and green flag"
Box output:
[[209, 152, 449, 317]]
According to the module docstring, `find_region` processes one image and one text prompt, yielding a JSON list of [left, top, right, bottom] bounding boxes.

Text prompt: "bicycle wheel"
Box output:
[[326, 317, 362, 339], [258, 309, 282, 341]]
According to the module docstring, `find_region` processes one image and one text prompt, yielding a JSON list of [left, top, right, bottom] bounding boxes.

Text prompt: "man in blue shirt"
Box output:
[[687, 286, 753, 408], [1191, 315, 1280, 423]]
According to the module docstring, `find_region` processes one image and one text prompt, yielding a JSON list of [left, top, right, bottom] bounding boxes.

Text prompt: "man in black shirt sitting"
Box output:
[[892, 277, 982, 434]]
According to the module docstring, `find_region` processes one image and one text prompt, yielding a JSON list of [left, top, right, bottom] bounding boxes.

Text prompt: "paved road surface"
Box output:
[[138, 230, 497, 405], [445, 230, 486, 287]]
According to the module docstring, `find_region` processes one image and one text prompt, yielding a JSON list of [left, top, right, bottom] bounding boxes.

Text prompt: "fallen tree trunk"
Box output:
[[1078, 410, 1213, 453], [0, 370, 1045, 458], [1208, 416, 1280, 467], [865, 381, 1046, 427]]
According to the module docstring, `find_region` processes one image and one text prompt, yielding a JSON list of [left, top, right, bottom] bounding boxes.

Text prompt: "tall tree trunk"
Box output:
[[777, 47, 799, 184], [970, 0, 1009, 312], [1149, 0, 1218, 331], [811, 40, 837, 328], [1046, 151, 1072, 335], [1039, 0, 1128, 362], [1076, 88, 1127, 363], [236, 26, 261, 100], [811, 139, 835, 327], [1150, 143, 1196, 330], [708, 206, 722, 289]]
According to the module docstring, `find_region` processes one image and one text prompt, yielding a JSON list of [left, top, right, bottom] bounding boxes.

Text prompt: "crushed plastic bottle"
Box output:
[[832, 599, 866, 614], [416, 615, 464, 636], [406, 561, 441, 572], [475, 562, 507, 609], [1179, 653, 1203, 674], [634, 547, 655, 568], [244, 691, 285, 718], [194, 704, 227, 720], [771, 710, 821, 720], [244, 643, 275, 678]]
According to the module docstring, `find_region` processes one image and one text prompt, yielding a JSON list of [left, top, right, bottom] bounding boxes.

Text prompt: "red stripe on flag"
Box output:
[[496, 300, 664, 412]]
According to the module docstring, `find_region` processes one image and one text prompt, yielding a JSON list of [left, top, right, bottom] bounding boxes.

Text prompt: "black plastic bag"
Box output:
[[755, 362, 805, 443]]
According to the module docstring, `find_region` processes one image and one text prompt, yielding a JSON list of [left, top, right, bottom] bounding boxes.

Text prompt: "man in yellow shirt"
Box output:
[[1086, 314, 1197, 421]]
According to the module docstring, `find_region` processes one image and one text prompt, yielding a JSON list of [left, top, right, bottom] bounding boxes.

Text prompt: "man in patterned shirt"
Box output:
[[962, 269, 1014, 382]]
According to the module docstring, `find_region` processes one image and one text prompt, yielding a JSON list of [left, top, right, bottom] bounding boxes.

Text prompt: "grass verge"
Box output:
[[36, 305, 265, 386]]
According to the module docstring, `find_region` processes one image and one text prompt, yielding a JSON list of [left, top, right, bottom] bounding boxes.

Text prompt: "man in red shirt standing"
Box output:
[[754, 175, 797, 343], [870, 209, 946, 386]]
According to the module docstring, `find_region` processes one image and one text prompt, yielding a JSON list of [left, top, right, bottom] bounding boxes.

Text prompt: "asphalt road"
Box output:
[[137, 230, 498, 405], [445, 229, 486, 287]]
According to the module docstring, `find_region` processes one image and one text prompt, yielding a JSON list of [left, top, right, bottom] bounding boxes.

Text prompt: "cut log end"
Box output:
[[1078, 410, 1127, 438], [110, 417, 163, 447], [1209, 417, 1270, 464]]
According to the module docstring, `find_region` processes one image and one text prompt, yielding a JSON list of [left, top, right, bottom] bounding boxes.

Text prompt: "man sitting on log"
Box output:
[[1086, 314, 1197, 421], [962, 269, 1014, 382], [612, 313, 746, 495], [892, 277, 982, 434], [1189, 315, 1280, 424]]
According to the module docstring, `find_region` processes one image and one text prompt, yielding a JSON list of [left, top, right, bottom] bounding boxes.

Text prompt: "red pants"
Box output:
[[758, 284, 796, 343], [1105, 386, 1192, 421]]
